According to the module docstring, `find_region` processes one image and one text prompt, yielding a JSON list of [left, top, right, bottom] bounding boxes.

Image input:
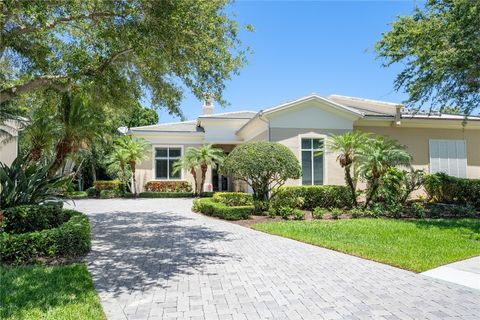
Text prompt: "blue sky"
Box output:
[[158, 1, 423, 123]]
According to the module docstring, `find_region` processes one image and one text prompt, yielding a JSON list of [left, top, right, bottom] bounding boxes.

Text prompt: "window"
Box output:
[[301, 138, 324, 185], [429, 140, 467, 178], [155, 147, 181, 179]]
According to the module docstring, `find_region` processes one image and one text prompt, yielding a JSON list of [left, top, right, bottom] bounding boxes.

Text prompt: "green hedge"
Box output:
[[1, 209, 91, 265], [2, 204, 68, 234], [271, 185, 352, 210], [192, 198, 252, 220], [424, 173, 480, 208], [67, 191, 88, 199], [139, 192, 195, 198], [212, 192, 253, 206], [94, 180, 122, 191], [99, 189, 122, 199]]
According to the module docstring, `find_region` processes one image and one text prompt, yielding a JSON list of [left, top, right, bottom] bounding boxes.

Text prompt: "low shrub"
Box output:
[[212, 192, 253, 206], [271, 185, 352, 210], [424, 173, 480, 208], [292, 209, 304, 220], [1, 209, 91, 265], [144, 181, 192, 193], [2, 205, 66, 234], [139, 192, 194, 198], [277, 206, 293, 220], [67, 191, 88, 199], [427, 203, 476, 218], [200, 192, 215, 198], [312, 207, 326, 219], [350, 208, 362, 219], [122, 192, 135, 198], [410, 202, 425, 219], [99, 189, 121, 199], [330, 208, 343, 219], [192, 198, 252, 220], [86, 187, 97, 197], [94, 180, 122, 192]]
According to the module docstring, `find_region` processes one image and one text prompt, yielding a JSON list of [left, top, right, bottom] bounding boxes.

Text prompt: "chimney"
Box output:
[[394, 105, 402, 126], [202, 94, 214, 115]]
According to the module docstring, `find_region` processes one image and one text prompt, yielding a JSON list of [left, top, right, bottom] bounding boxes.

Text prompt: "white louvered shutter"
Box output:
[[429, 140, 467, 178]]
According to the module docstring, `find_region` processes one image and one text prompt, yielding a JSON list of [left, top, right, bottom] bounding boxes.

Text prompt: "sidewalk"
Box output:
[[422, 256, 480, 291]]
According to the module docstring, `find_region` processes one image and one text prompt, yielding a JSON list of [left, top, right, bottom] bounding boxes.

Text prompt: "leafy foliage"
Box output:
[[327, 131, 369, 207], [1, 0, 250, 113], [271, 186, 352, 211], [220, 142, 302, 210], [424, 172, 480, 208], [0, 157, 69, 209], [93, 180, 122, 191], [144, 181, 192, 193], [138, 192, 194, 198], [376, 0, 480, 114], [212, 192, 253, 206], [192, 198, 252, 220]]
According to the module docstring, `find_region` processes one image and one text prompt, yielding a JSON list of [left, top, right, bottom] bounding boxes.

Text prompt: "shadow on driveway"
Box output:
[[86, 210, 237, 297]]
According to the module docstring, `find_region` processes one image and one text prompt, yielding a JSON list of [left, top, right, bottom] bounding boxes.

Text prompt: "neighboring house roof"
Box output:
[[130, 120, 204, 133]]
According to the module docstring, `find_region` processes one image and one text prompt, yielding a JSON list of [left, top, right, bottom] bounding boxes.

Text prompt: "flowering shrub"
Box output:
[[144, 181, 192, 192], [94, 180, 122, 191]]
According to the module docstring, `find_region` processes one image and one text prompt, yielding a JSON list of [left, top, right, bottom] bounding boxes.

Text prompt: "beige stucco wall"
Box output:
[[270, 128, 350, 186], [0, 136, 18, 166], [354, 126, 480, 178]]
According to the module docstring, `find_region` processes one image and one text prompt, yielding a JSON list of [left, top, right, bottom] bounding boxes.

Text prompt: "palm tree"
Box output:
[[328, 131, 369, 207], [112, 135, 150, 195], [173, 148, 199, 194], [23, 113, 62, 163], [174, 144, 224, 195], [49, 93, 104, 175], [193, 144, 225, 194], [357, 136, 412, 208]]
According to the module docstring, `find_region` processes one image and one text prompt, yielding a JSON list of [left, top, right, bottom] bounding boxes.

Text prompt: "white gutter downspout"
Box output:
[[258, 111, 270, 141]]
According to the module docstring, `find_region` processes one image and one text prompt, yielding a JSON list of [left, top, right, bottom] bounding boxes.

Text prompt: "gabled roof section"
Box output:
[[262, 94, 364, 117], [130, 120, 204, 133]]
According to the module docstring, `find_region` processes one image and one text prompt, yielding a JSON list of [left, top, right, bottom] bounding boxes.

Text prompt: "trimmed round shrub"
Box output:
[[192, 198, 252, 220], [212, 192, 253, 206], [0, 206, 91, 265]]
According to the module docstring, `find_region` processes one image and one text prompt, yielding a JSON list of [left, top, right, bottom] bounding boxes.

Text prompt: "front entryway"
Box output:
[[212, 160, 230, 191]]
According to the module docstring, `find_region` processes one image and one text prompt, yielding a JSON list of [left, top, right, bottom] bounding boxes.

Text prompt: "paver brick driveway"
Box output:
[[71, 199, 480, 320]]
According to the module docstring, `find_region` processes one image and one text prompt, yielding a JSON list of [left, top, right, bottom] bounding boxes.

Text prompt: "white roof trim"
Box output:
[[198, 110, 257, 119], [130, 120, 197, 130], [329, 94, 402, 107]]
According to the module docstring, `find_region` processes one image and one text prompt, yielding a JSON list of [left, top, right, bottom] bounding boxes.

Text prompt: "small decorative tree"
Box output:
[[328, 131, 370, 207], [110, 135, 150, 196], [174, 144, 224, 195], [220, 141, 301, 212]]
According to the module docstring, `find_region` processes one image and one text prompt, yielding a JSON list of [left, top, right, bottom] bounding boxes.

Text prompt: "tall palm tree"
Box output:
[[357, 136, 412, 208], [328, 131, 369, 207], [49, 93, 104, 175], [23, 113, 62, 163], [112, 135, 150, 195], [173, 148, 199, 194]]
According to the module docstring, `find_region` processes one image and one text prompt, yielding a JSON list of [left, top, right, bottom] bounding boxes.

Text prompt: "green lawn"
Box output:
[[0, 264, 105, 320], [252, 218, 480, 272]]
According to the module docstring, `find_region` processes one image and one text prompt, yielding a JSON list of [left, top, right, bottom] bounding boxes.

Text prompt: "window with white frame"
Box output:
[[429, 140, 467, 178], [301, 138, 324, 185], [155, 147, 181, 179]]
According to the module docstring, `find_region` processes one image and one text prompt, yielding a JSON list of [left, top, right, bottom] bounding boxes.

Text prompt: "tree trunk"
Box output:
[[130, 162, 137, 196], [344, 167, 358, 207], [49, 140, 70, 176], [200, 164, 208, 195], [190, 168, 198, 195], [91, 162, 97, 182]]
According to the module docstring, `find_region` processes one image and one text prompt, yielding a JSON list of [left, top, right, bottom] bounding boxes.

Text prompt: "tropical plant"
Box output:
[[220, 142, 302, 212], [327, 131, 369, 207], [22, 111, 61, 163], [357, 136, 412, 207], [193, 144, 225, 195], [109, 136, 150, 196], [0, 157, 70, 209], [49, 93, 105, 175], [172, 148, 200, 194]]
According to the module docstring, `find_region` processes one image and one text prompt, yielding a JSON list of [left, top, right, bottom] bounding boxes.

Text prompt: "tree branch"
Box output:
[[0, 48, 133, 103]]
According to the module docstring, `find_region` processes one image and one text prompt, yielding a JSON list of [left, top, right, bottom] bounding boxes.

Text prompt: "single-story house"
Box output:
[[131, 94, 480, 193]]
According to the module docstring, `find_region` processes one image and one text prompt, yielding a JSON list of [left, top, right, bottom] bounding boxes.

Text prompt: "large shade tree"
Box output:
[[376, 0, 480, 115], [1, 0, 251, 116]]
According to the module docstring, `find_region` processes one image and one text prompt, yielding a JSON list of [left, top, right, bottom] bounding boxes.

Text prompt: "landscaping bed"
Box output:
[[0, 264, 105, 320], [193, 192, 254, 220], [252, 218, 480, 272]]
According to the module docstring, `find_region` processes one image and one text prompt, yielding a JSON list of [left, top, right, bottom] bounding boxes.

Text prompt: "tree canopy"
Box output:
[[1, 0, 251, 115], [376, 0, 480, 115]]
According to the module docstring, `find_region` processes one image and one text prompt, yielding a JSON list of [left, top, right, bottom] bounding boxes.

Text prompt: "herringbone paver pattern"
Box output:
[[70, 199, 480, 320]]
